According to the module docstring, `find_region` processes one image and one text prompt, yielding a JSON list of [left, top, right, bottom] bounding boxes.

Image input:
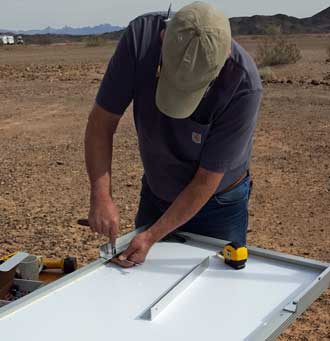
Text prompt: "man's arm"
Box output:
[[148, 167, 224, 242], [85, 103, 121, 245], [114, 167, 223, 267]]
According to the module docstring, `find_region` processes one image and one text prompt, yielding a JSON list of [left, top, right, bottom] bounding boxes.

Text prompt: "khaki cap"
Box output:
[[156, 1, 232, 119]]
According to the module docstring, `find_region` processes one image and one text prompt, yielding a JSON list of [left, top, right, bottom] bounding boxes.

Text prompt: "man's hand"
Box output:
[[111, 231, 155, 268], [88, 197, 119, 245]]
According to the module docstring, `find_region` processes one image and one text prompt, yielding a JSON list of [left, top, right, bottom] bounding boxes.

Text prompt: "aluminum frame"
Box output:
[[0, 252, 29, 272], [0, 228, 329, 341], [175, 232, 330, 341], [140, 256, 210, 321]]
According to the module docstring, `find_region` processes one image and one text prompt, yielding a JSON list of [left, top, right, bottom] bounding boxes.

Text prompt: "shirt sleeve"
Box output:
[[96, 25, 136, 115], [200, 89, 262, 173]]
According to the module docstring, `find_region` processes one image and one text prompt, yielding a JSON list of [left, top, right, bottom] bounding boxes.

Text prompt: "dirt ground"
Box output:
[[0, 35, 329, 339]]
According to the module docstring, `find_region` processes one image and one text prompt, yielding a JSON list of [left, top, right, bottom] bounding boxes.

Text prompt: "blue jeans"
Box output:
[[135, 174, 252, 245]]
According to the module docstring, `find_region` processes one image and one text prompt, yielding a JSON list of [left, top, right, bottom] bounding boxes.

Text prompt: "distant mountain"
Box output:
[[230, 6, 330, 35], [1, 6, 330, 38], [0, 24, 123, 36]]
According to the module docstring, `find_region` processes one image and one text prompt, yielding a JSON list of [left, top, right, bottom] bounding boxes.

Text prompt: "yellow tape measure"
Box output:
[[217, 243, 248, 270]]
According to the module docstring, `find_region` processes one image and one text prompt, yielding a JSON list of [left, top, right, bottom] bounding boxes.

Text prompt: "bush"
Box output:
[[259, 67, 277, 82], [263, 24, 282, 36], [256, 38, 301, 67], [85, 36, 106, 47], [35, 35, 52, 45]]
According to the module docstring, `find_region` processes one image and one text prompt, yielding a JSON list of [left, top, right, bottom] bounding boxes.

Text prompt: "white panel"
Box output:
[[0, 242, 320, 341]]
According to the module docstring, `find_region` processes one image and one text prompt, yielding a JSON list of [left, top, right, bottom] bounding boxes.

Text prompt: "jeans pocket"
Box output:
[[214, 176, 250, 206]]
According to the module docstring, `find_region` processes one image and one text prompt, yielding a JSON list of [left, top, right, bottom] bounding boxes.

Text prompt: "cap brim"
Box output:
[[156, 70, 208, 119]]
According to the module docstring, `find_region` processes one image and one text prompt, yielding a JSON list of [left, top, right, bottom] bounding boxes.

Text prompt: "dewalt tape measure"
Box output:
[[217, 243, 248, 270]]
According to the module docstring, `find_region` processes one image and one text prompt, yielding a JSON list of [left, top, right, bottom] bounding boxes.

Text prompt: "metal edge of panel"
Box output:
[[176, 232, 330, 270], [0, 252, 29, 272], [0, 258, 105, 320], [293, 266, 330, 315], [262, 268, 330, 341], [245, 310, 294, 341], [117, 226, 148, 246], [265, 314, 297, 341], [0, 227, 148, 320], [246, 246, 330, 271], [264, 268, 330, 340], [240, 264, 330, 340], [247, 276, 329, 341], [100, 226, 148, 260], [139, 256, 210, 321], [178, 232, 330, 341]]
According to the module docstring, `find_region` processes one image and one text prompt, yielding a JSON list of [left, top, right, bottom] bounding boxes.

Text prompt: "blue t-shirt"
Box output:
[[96, 14, 263, 202]]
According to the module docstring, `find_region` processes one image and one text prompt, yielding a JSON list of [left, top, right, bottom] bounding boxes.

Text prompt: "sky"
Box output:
[[1, 0, 329, 30]]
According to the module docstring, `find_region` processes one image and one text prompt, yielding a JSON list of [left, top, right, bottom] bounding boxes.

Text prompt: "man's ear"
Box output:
[[160, 29, 165, 42]]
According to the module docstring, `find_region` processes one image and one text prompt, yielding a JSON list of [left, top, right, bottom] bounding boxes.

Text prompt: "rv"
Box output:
[[0, 35, 15, 45], [7, 35, 15, 44], [0, 35, 8, 44]]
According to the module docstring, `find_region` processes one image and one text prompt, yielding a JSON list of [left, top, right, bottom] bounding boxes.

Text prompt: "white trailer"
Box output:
[[0, 35, 15, 45], [7, 35, 14, 44], [0, 35, 8, 44]]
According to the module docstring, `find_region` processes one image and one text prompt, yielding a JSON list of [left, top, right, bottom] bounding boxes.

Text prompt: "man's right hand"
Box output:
[[88, 197, 119, 245]]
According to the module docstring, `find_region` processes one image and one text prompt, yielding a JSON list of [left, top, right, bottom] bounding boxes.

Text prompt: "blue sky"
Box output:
[[1, 0, 329, 30]]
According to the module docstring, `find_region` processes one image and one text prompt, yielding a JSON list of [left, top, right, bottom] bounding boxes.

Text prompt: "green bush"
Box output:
[[263, 24, 282, 36], [256, 38, 301, 67], [259, 67, 277, 82], [85, 36, 106, 47]]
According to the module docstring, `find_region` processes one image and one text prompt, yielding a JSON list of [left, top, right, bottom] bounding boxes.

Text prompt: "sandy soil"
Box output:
[[0, 36, 329, 339]]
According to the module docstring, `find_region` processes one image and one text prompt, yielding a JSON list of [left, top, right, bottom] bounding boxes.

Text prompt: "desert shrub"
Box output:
[[256, 38, 301, 67], [85, 36, 106, 47], [35, 35, 52, 45], [259, 67, 277, 82], [263, 24, 282, 36]]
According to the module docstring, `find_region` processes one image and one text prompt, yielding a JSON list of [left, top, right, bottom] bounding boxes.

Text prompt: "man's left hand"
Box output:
[[111, 230, 155, 268]]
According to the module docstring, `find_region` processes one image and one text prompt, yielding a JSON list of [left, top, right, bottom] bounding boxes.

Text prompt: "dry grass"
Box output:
[[259, 67, 277, 82], [257, 37, 302, 67], [85, 36, 107, 47], [34, 35, 52, 45]]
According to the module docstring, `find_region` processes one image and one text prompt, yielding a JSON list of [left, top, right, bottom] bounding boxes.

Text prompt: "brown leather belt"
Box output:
[[220, 171, 248, 194]]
